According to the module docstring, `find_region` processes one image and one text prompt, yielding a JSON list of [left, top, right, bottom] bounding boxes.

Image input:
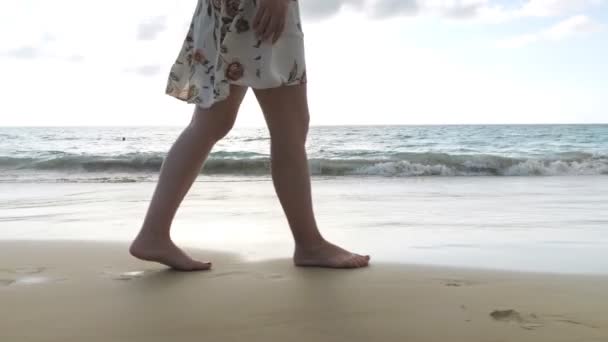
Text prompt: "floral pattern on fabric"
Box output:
[[165, 0, 307, 108]]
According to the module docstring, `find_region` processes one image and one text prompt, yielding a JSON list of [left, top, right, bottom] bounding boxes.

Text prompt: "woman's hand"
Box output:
[[253, 0, 289, 44]]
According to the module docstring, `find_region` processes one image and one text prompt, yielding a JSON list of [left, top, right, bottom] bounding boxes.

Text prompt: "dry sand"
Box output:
[[1, 240, 607, 342]]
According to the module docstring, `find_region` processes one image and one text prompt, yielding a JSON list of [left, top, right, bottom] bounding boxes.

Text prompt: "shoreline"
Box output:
[[3, 238, 608, 278], [2, 176, 608, 275]]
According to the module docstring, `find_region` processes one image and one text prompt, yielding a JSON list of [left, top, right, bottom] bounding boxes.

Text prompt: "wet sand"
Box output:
[[1, 240, 607, 342], [2, 176, 608, 274]]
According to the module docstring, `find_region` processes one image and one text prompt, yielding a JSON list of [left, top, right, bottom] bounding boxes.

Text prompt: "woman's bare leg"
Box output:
[[130, 85, 248, 271], [253, 84, 370, 268]]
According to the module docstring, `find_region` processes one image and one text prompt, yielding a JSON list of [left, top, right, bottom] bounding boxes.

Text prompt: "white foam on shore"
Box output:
[[1, 152, 607, 182]]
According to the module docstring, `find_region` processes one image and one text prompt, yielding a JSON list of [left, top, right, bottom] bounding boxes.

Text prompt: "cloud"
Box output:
[[1, 31, 85, 62], [369, 0, 420, 18], [544, 14, 604, 38], [439, 1, 487, 19], [42, 33, 56, 43], [5, 46, 43, 59], [124, 65, 162, 76], [300, 0, 484, 19], [3, 44, 85, 63], [520, 0, 605, 17], [299, 0, 605, 21], [66, 54, 86, 63], [299, 0, 364, 19], [496, 15, 604, 48], [137, 16, 167, 40], [4, 46, 86, 62]]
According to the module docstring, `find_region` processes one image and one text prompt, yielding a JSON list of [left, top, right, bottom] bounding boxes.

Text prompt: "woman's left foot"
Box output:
[[129, 234, 211, 272], [293, 240, 370, 268]]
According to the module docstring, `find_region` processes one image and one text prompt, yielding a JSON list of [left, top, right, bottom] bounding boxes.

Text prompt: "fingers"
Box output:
[[253, 1, 287, 44], [272, 19, 285, 44], [254, 8, 272, 40], [262, 14, 286, 44], [262, 16, 280, 42], [252, 6, 267, 35]]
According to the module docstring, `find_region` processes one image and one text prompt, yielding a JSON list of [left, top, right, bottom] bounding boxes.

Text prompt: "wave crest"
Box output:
[[1, 151, 607, 177]]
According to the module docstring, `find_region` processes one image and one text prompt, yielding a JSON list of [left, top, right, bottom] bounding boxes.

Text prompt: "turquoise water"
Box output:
[[1, 125, 607, 182], [1, 125, 607, 273]]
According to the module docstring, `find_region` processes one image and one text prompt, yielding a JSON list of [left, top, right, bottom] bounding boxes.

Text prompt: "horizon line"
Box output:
[[1, 122, 608, 128]]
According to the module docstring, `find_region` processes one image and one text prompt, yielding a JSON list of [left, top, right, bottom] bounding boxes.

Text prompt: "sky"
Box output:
[[0, 0, 607, 127]]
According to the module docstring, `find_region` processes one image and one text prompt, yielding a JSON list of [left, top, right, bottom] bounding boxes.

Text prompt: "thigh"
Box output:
[[253, 84, 310, 141], [190, 85, 248, 136]]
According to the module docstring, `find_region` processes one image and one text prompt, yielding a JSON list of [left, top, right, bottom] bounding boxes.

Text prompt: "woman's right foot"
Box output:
[[129, 234, 211, 272], [293, 240, 370, 268]]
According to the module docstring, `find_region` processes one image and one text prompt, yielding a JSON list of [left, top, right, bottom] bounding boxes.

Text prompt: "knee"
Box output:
[[272, 112, 310, 146], [293, 112, 310, 145], [271, 126, 310, 158], [207, 120, 235, 142], [301, 112, 310, 140], [190, 105, 237, 143]]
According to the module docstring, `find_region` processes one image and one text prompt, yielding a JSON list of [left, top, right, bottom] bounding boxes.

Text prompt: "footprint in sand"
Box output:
[[113, 271, 147, 281], [490, 309, 597, 331], [102, 268, 166, 281], [14, 276, 56, 285], [251, 272, 287, 281], [460, 305, 474, 323], [0, 279, 16, 286], [544, 314, 598, 329], [0, 266, 46, 275], [263, 273, 286, 280], [104, 270, 149, 281], [490, 309, 544, 330], [15, 267, 46, 274], [0, 267, 62, 287], [437, 278, 477, 287], [208, 270, 250, 278], [209, 271, 286, 281], [102, 268, 287, 282]]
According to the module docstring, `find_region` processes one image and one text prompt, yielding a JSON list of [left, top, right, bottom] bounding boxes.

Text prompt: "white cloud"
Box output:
[[436, 0, 487, 19], [3, 43, 85, 62], [300, 0, 605, 22], [137, 16, 168, 41], [544, 14, 604, 39], [301, 0, 489, 19], [300, 0, 365, 19], [520, 0, 604, 17], [125, 65, 163, 76], [497, 15, 603, 48], [5, 46, 42, 59], [368, 0, 420, 18]]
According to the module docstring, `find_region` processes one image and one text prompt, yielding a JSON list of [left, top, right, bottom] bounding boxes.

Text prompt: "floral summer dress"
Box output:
[[165, 0, 307, 108]]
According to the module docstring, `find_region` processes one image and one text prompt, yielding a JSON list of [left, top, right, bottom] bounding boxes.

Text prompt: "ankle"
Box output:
[[134, 226, 171, 242], [294, 236, 327, 251]]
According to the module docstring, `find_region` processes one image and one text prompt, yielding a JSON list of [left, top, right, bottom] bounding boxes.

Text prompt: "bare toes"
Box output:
[[177, 260, 211, 272], [193, 261, 212, 271], [353, 255, 369, 268], [360, 254, 370, 265], [356, 255, 368, 267], [344, 254, 360, 268], [293, 241, 370, 269]]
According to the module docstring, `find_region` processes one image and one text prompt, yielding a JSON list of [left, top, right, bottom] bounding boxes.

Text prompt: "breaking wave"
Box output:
[[1, 151, 607, 177]]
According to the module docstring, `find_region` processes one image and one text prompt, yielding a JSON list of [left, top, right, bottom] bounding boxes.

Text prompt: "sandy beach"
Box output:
[[2, 174, 607, 340], [1, 240, 607, 342], [2, 0, 607, 337], [2, 176, 608, 274]]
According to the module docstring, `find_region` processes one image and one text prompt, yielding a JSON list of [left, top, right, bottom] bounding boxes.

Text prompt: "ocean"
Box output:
[[1, 125, 607, 182], [1, 125, 607, 274]]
